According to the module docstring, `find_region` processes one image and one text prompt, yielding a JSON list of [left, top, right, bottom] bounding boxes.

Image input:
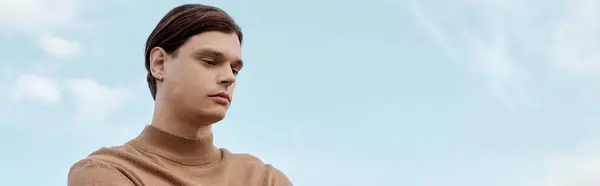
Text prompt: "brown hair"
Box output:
[[144, 4, 243, 100]]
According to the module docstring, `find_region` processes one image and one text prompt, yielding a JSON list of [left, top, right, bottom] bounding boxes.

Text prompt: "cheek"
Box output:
[[167, 61, 202, 95], [165, 59, 188, 82], [228, 83, 236, 96], [182, 65, 215, 94]]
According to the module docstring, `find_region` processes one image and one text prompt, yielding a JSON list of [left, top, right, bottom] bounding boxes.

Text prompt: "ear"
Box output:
[[149, 47, 167, 80]]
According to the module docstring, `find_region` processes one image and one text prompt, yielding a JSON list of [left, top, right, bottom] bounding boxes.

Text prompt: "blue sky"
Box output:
[[1, 0, 599, 185]]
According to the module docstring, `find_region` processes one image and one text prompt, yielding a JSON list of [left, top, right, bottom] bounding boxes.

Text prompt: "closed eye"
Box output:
[[203, 59, 217, 65]]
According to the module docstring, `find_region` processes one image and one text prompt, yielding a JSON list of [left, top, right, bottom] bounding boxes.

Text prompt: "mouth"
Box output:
[[208, 92, 231, 105]]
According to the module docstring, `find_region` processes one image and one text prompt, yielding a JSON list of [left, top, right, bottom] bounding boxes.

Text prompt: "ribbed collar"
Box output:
[[129, 125, 221, 166]]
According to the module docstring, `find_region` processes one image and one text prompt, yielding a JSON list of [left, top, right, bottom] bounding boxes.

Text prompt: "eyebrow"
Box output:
[[192, 48, 243, 68]]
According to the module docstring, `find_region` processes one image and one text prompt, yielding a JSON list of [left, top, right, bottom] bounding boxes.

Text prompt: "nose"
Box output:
[[218, 66, 236, 87]]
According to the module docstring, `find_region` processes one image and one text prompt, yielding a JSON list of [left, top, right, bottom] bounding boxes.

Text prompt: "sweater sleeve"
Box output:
[[271, 167, 293, 186], [68, 159, 135, 186]]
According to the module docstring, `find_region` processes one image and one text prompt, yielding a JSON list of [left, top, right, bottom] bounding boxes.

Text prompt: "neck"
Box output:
[[151, 103, 213, 139]]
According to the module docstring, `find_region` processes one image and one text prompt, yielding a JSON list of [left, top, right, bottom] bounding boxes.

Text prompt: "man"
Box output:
[[68, 4, 293, 186]]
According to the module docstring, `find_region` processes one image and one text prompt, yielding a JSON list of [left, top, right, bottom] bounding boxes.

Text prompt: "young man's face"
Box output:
[[152, 31, 242, 125]]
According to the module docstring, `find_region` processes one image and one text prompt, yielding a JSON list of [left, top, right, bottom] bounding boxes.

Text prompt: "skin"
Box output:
[[148, 31, 243, 138]]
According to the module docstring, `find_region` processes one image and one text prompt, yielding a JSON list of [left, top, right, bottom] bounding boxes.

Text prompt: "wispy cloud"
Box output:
[[8, 74, 132, 122], [0, 0, 80, 34], [467, 32, 533, 109], [39, 35, 81, 59], [0, 0, 85, 63], [10, 74, 61, 104], [408, 0, 533, 108], [411, 0, 600, 184], [550, 0, 600, 78], [408, 1, 457, 60], [66, 78, 132, 121], [526, 141, 600, 186], [527, 1, 600, 184], [0, 0, 126, 122]]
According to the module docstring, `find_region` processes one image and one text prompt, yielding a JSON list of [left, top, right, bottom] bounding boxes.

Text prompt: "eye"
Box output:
[[232, 68, 240, 75], [203, 59, 217, 65]]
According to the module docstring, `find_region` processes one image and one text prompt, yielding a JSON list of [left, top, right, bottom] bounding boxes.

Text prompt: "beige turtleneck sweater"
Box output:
[[67, 125, 293, 186]]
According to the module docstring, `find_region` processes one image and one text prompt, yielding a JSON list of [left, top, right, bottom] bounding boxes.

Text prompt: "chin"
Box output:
[[195, 107, 228, 125]]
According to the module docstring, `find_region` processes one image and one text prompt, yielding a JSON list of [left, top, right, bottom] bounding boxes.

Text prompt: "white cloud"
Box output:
[[551, 0, 600, 77], [39, 35, 81, 59], [11, 74, 61, 104], [408, 0, 600, 107], [0, 0, 79, 34], [470, 35, 515, 103], [0, 0, 84, 61], [467, 33, 534, 109], [408, 1, 457, 60], [408, 0, 532, 108], [526, 142, 600, 186], [66, 78, 132, 121]]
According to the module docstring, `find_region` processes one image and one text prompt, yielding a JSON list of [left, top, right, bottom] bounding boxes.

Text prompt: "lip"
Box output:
[[208, 92, 231, 105]]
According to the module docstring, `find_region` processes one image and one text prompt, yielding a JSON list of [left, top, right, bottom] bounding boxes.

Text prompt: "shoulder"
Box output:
[[68, 146, 138, 186], [269, 166, 293, 186], [222, 149, 267, 168], [68, 158, 134, 186], [223, 149, 294, 186]]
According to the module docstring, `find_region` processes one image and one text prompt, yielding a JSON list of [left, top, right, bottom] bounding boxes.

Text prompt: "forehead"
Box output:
[[179, 31, 241, 59]]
